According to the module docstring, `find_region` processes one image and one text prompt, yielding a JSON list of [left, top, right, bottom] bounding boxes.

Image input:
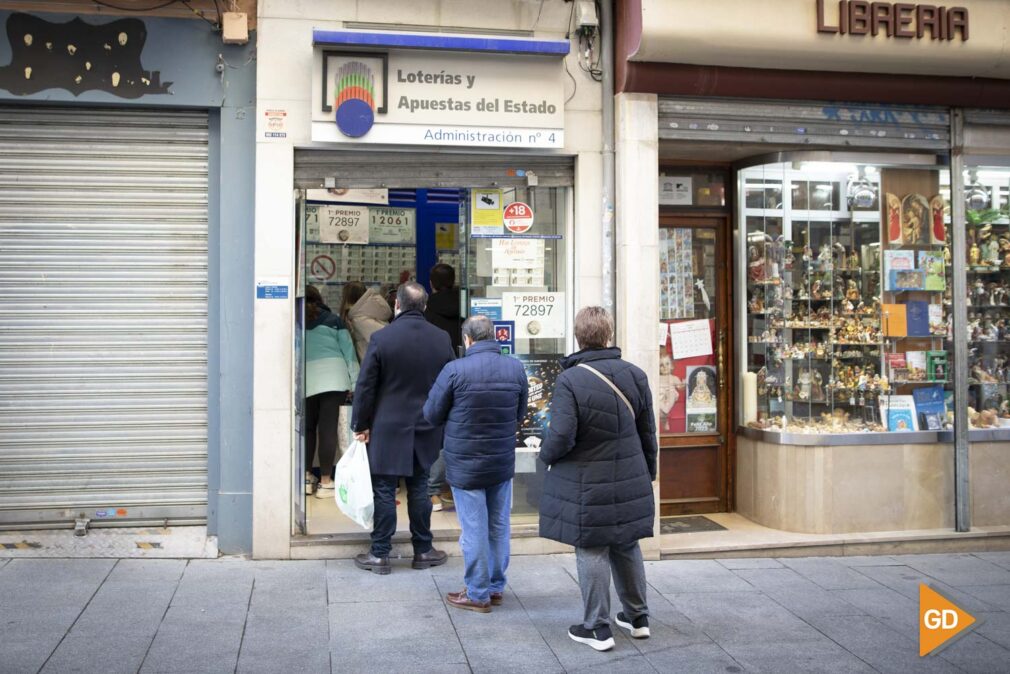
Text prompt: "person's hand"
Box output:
[[354, 430, 370, 443]]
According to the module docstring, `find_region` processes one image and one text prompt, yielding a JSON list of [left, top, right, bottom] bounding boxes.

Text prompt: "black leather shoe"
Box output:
[[354, 552, 391, 575], [412, 548, 448, 569]]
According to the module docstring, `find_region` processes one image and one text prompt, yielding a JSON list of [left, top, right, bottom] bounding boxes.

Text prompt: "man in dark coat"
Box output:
[[539, 306, 658, 652], [352, 282, 456, 574], [423, 315, 528, 613]]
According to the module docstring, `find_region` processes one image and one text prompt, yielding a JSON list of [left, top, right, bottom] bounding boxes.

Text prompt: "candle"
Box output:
[[743, 371, 758, 425]]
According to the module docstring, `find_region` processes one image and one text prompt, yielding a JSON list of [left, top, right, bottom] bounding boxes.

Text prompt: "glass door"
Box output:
[[659, 215, 731, 515], [293, 194, 307, 534], [463, 186, 569, 522]]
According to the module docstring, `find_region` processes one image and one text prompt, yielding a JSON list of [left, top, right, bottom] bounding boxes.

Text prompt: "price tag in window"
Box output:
[[502, 292, 565, 339]]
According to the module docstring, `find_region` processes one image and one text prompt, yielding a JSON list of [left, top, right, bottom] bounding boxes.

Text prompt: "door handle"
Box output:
[[717, 328, 726, 392]]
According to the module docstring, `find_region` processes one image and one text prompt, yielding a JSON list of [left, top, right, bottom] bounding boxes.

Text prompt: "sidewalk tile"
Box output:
[[829, 587, 918, 640], [140, 605, 246, 674], [41, 631, 155, 674], [667, 591, 826, 645], [501, 556, 579, 599], [734, 568, 867, 619], [939, 632, 1010, 673], [721, 638, 876, 673], [807, 614, 960, 674], [328, 600, 467, 671], [643, 642, 743, 673], [717, 558, 784, 570], [169, 560, 255, 608], [248, 560, 328, 607], [959, 584, 1010, 612], [103, 559, 187, 585], [645, 560, 754, 594], [432, 575, 563, 673], [237, 609, 331, 674], [325, 560, 441, 602], [974, 552, 1010, 571], [894, 554, 1010, 588], [833, 556, 903, 567], [974, 611, 1010, 650], [777, 558, 881, 590], [851, 564, 1005, 614], [624, 591, 716, 654]]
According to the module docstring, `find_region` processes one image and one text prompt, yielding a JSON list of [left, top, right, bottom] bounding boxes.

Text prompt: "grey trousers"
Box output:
[[574, 541, 649, 630]]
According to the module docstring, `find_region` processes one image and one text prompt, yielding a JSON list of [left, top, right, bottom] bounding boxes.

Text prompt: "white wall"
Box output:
[[253, 0, 603, 557]]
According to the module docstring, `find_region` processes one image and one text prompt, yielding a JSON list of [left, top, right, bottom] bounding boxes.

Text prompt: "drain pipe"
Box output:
[[600, 0, 616, 318]]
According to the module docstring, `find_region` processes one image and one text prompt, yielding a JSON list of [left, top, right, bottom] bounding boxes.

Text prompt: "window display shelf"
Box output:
[[740, 159, 955, 439], [738, 426, 944, 446]]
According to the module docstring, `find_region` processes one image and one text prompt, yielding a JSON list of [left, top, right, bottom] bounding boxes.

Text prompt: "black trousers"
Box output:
[[370, 454, 433, 558], [305, 391, 346, 477]]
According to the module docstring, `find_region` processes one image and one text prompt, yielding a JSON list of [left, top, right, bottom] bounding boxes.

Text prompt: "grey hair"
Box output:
[[462, 315, 494, 342], [396, 281, 428, 313]]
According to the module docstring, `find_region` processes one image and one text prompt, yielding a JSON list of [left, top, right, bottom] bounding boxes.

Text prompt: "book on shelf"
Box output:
[[927, 350, 948, 382], [886, 353, 907, 381], [928, 304, 945, 335], [913, 385, 946, 430], [881, 304, 907, 337], [906, 351, 927, 381], [880, 394, 919, 431], [883, 250, 915, 290], [918, 250, 946, 291], [906, 300, 930, 337]]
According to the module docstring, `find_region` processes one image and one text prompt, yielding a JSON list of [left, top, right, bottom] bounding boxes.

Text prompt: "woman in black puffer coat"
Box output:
[[539, 306, 657, 652]]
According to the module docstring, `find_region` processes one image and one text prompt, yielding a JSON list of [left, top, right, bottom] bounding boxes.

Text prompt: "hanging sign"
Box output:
[[369, 207, 416, 243], [503, 201, 535, 234], [318, 205, 369, 244], [502, 291, 565, 339]]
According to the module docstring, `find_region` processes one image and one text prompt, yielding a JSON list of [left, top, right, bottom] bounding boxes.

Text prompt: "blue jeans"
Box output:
[[451, 479, 512, 604]]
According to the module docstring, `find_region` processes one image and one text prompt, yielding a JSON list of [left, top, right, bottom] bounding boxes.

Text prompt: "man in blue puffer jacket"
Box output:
[[423, 314, 528, 613]]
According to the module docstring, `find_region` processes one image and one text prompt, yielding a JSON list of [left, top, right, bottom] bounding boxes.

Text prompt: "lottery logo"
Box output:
[[334, 61, 376, 138]]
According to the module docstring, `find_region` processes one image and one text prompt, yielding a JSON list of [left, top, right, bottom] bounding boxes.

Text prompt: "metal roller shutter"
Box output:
[[0, 105, 209, 529], [659, 97, 950, 151], [964, 109, 1010, 158], [294, 150, 575, 189]]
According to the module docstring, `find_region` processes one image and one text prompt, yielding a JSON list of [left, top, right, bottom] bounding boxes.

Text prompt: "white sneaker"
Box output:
[[615, 612, 650, 638], [315, 482, 335, 499], [431, 495, 443, 512]]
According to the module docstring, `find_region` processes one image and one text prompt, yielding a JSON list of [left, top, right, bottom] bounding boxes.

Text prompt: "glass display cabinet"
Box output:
[[739, 158, 954, 437], [962, 166, 1010, 431]]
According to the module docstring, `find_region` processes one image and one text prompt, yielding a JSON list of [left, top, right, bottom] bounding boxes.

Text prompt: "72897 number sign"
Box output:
[[502, 292, 565, 339]]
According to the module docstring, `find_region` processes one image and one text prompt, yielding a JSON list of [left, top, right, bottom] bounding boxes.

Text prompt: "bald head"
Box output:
[[396, 281, 428, 315]]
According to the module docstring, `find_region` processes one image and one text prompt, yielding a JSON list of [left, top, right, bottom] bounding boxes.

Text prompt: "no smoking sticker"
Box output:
[[310, 255, 336, 281]]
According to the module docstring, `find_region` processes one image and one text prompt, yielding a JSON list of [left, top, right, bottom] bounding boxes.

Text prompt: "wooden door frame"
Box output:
[[658, 213, 736, 515]]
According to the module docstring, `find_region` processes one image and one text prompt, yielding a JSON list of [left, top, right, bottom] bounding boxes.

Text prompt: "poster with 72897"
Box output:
[[502, 292, 565, 339]]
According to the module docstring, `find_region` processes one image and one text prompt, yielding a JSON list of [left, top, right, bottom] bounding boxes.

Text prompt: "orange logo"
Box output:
[[920, 584, 976, 656]]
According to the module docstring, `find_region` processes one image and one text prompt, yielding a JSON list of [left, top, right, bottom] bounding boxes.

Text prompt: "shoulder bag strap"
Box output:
[[577, 363, 635, 417]]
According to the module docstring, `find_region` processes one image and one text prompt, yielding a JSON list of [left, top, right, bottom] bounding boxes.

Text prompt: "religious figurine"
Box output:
[[783, 242, 795, 270], [848, 248, 860, 270], [970, 240, 982, 266], [986, 238, 1002, 267], [983, 318, 999, 341], [817, 243, 833, 270], [796, 368, 813, 401], [944, 245, 952, 267], [747, 245, 764, 282], [845, 279, 860, 301]]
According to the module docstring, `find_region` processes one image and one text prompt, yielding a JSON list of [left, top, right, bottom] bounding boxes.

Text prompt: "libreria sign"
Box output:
[[314, 49, 565, 148], [816, 0, 969, 41]]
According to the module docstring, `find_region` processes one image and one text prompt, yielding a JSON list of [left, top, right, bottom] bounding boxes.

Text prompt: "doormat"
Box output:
[[660, 516, 727, 535]]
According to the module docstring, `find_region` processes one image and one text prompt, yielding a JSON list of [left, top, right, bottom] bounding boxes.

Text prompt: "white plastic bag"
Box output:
[[333, 439, 374, 529]]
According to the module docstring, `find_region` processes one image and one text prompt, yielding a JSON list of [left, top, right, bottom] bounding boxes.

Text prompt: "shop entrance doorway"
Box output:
[[288, 152, 574, 539], [659, 214, 733, 516]]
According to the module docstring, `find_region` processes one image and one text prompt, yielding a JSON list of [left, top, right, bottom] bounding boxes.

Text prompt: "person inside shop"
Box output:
[[422, 315, 528, 613], [340, 281, 393, 362], [538, 306, 657, 652], [304, 285, 359, 499], [351, 282, 456, 575], [424, 263, 464, 512]]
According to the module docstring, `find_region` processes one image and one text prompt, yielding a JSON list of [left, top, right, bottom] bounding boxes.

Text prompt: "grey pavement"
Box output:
[[1, 553, 1009, 673]]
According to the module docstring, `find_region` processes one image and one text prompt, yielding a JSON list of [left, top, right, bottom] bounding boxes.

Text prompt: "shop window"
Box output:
[[962, 166, 1010, 429], [740, 160, 954, 436], [465, 186, 569, 520]]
